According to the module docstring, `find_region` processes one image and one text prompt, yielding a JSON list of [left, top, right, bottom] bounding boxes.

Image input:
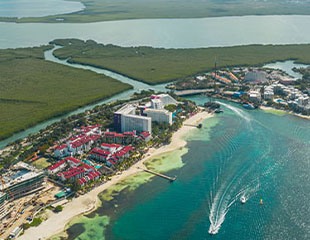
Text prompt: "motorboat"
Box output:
[[208, 229, 216, 235], [240, 196, 246, 204]]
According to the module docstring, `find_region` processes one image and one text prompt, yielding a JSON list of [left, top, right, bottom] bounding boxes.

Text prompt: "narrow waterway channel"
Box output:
[[0, 47, 168, 149], [0, 47, 307, 149]]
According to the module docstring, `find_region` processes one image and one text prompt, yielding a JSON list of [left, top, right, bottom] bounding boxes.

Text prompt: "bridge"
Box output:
[[174, 89, 213, 96]]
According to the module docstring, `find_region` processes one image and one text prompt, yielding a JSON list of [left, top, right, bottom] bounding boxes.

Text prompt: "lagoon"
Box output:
[[0, 0, 84, 18], [2, 15, 310, 49]]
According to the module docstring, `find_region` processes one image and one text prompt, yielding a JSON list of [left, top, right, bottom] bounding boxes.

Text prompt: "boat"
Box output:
[[208, 229, 216, 235], [242, 103, 255, 110], [214, 109, 223, 114], [240, 196, 246, 204], [260, 199, 263, 205]]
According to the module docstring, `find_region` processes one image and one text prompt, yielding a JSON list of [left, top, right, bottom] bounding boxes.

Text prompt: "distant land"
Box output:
[[52, 39, 310, 84], [1, 0, 310, 23], [0, 46, 131, 140], [3, 39, 310, 140]]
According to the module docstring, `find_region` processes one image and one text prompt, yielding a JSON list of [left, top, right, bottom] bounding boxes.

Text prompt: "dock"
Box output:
[[184, 123, 203, 128], [138, 167, 177, 182]]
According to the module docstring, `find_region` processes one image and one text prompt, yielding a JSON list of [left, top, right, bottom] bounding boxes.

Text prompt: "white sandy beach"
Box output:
[[260, 106, 310, 119], [18, 110, 213, 240]]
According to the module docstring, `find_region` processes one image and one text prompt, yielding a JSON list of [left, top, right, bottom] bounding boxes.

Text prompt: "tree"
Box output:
[[53, 205, 63, 213]]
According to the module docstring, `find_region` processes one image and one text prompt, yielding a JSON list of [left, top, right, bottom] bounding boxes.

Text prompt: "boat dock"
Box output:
[[184, 123, 202, 128], [138, 167, 177, 182]]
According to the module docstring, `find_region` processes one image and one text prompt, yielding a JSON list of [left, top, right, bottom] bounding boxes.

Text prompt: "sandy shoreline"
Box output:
[[260, 106, 310, 119], [18, 110, 214, 240]]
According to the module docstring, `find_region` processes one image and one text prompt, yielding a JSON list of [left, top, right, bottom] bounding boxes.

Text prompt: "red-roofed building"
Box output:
[[88, 148, 111, 162], [139, 131, 151, 142], [114, 146, 134, 161], [47, 160, 67, 175], [78, 177, 87, 187], [66, 157, 83, 168], [59, 166, 86, 181], [103, 130, 137, 144], [78, 171, 101, 187], [54, 144, 68, 158], [81, 124, 102, 136], [101, 143, 123, 153]]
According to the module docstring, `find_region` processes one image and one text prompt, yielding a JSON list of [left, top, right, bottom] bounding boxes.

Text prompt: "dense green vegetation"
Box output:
[[23, 217, 43, 230], [52, 39, 310, 85], [1, 0, 310, 23], [293, 67, 310, 90], [0, 45, 132, 140]]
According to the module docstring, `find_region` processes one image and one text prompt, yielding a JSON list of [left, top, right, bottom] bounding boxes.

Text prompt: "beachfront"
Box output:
[[18, 110, 213, 240]]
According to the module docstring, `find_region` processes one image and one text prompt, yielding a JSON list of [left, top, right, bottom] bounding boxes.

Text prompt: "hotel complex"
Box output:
[[144, 108, 172, 125], [113, 94, 179, 134], [114, 104, 152, 133]]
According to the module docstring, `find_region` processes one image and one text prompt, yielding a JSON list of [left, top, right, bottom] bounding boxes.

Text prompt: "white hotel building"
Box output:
[[144, 108, 172, 125]]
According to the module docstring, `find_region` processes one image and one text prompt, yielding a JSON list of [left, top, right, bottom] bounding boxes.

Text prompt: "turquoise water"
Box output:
[[0, 0, 84, 18], [2, 15, 310, 49], [63, 95, 310, 239]]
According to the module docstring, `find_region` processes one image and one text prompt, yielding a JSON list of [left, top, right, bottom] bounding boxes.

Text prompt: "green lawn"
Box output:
[[1, 0, 310, 23], [0, 46, 132, 140], [52, 39, 310, 85], [32, 158, 51, 169]]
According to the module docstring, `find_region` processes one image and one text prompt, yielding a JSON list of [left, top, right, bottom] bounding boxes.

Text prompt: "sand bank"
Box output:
[[260, 106, 310, 119], [18, 110, 214, 240]]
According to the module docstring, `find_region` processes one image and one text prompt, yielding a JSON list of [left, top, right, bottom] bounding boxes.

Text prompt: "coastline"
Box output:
[[260, 106, 310, 119], [18, 110, 214, 240]]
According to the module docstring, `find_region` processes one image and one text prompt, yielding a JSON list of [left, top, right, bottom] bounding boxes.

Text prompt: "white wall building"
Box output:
[[263, 86, 274, 100], [245, 71, 267, 84], [144, 109, 173, 125], [249, 90, 261, 103], [150, 94, 179, 109], [121, 114, 152, 133]]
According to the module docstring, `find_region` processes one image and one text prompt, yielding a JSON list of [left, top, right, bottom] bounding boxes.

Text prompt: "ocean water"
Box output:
[[59, 95, 310, 240], [2, 15, 310, 49]]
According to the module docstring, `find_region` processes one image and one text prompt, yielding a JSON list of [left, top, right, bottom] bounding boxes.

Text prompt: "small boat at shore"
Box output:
[[214, 109, 223, 114], [242, 103, 255, 110], [240, 196, 246, 204]]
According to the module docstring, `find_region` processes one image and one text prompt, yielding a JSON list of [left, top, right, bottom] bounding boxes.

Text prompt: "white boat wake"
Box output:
[[216, 101, 252, 123], [208, 172, 261, 235]]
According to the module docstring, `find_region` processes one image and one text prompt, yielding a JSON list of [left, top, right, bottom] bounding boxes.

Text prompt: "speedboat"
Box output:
[[208, 229, 216, 235], [240, 196, 246, 204]]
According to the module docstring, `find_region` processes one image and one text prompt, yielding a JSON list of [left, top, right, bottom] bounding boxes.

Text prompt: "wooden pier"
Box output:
[[138, 167, 177, 182], [184, 123, 203, 128]]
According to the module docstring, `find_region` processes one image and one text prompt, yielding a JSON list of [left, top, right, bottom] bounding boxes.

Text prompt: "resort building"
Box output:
[[54, 144, 68, 158], [139, 131, 152, 142], [245, 71, 267, 84], [47, 160, 67, 175], [150, 94, 179, 109], [248, 90, 261, 103], [0, 162, 45, 200], [102, 130, 137, 144], [114, 104, 152, 133], [144, 108, 173, 125], [88, 148, 111, 162], [59, 166, 86, 181], [263, 86, 274, 100], [54, 125, 102, 158], [121, 114, 152, 133]]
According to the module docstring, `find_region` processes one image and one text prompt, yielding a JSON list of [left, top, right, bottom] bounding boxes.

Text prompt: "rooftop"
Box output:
[[0, 162, 43, 191]]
